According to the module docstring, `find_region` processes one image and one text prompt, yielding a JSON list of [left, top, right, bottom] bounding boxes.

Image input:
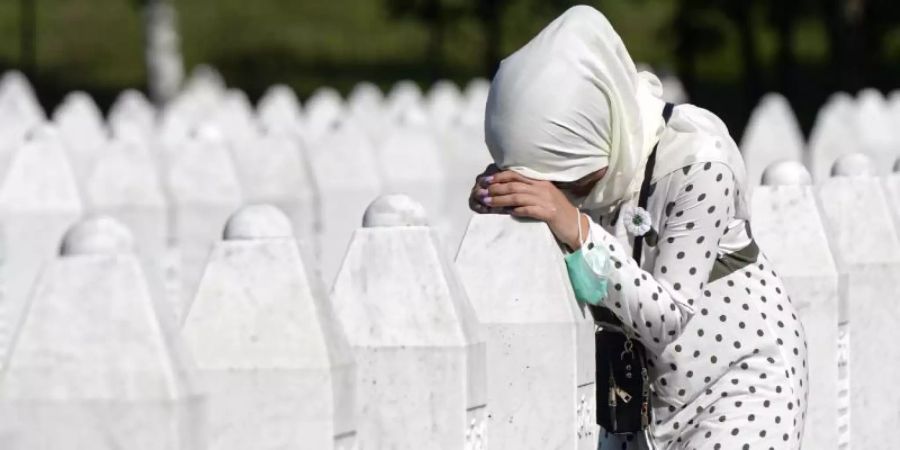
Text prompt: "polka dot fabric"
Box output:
[[588, 162, 808, 449]]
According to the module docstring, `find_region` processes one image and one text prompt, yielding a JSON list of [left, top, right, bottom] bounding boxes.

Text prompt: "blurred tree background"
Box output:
[[1, 0, 900, 138]]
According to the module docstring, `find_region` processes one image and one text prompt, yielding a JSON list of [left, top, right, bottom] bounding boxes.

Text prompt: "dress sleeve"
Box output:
[[587, 162, 735, 354]]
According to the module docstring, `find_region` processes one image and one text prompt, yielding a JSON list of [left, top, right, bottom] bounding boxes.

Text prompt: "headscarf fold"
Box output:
[[485, 5, 750, 219]]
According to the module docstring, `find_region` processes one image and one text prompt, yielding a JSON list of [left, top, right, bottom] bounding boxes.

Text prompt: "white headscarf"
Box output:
[[485, 5, 750, 219]]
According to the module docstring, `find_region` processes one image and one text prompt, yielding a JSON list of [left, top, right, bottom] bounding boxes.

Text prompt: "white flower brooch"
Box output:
[[622, 205, 653, 237]]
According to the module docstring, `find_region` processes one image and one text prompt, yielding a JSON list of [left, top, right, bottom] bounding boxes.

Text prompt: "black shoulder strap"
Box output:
[[632, 102, 675, 264]]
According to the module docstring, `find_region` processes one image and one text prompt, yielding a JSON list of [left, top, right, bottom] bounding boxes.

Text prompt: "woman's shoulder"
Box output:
[[668, 104, 732, 140], [653, 103, 747, 187]]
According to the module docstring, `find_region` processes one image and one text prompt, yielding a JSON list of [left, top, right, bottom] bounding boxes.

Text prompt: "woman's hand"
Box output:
[[469, 164, 503, 214], [478, 170, 589, 250]]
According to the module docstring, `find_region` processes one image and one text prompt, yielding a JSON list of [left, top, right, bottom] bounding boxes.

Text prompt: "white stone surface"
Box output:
[[455, 214, 597, 449], [816, 171, 900, 449], [386, 80, 427, 126], [741, 93, 805, 185], [462, 78, 490, 129], [304, 87, 344, 143], [808, 93, 858, 183], [831, 152, 875, 177], [52, 91, 108, 180], [0, 71, 44, 164], [163, 133, 242, 323], [331, 195, 486, 448], [0, 70, 45, 126], [228, 130, 319, 262], [347, 82, 387, 145], [376, 123, 450, 245], [752, 178, 840, 450], [0, 219, 200, 450], [854, 89, 899, 175], [108, 89, 157, 142], [426, 80, 462, 130], [438, 122, 492, 252], [306, 122, 382, 284], [182, 205, 355, 450], [257, 84, 303, 137], [761, 160, 812, 186], [0, 126, 82, 363], [85, 139, 168, 303]]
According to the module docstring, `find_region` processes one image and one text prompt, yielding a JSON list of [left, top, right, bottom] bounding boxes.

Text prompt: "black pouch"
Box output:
[[593, 310, 651, 434], [592, 102, 674, 435]]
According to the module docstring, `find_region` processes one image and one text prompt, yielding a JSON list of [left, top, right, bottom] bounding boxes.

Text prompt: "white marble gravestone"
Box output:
[[426, 79, 462, 131], [854, 89, 898, 175], [0, 126, 82, 363], [385, 80, 425, 125], [306, 122, 383, 284], [0, 70, 45, 126], [753, 161, 840, 450], [304, 87, 344, 143], [881, 159, 900, 241], [0, 71, 44, 160], [462, 78, 490, 127], [439, 123, 493, 252], [108, 89, 156, 142], [331, 195, 487, 449], [0, 217, 201, 450], [808, 93, 858, 183], [816, 153, 900, 450], [182, 205, 355, 450], [741, 93, 805, 185], [376, 124, 450, 245], [85, 139, 168, 304], [208, 89, 257, 143], [229, 130, 319, 264], [163, 132, 242, 323], [257, 84, 303, 137], [52, 91, 108, 180], [455, 214, 597, 449], [348, 82, 388, 145]]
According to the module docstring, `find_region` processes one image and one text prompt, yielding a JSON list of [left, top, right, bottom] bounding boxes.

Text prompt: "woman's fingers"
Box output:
[[486, 192, 548, 209], [485, 181, 541, 197], [489, 170, 538, 185]]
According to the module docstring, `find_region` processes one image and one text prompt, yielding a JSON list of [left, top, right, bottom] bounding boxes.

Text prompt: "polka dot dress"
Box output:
[[587, 161, 808, 450]]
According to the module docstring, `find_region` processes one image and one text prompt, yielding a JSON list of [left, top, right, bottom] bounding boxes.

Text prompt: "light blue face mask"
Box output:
[[564, 211, 611, 306]]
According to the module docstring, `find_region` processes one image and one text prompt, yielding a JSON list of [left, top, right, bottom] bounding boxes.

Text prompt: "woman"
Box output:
[[468, 6, 807, 450]]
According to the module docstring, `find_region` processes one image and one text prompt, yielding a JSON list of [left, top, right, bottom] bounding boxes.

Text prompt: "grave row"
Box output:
[[1, 68, 900, 449], [2, 154, 899, 449]]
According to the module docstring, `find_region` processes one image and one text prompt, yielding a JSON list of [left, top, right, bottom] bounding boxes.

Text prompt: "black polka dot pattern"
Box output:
[[590, 162, 808, 449]]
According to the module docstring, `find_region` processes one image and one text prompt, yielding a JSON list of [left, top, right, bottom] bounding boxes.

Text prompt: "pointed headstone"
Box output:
[[854, 89, 899, 175], [85, 138, 168, 303], [0, 125, 82, 362], [229, 130, 319, 265], [376, 124, 449, 244], [0, 217, 201, 450], [426, 79, 462, 131], [754, 161, 840, 450], [816, 152, 900, 449], [306, 122, 382, 284], [163, 133, 242, 323], [108, 89, 156, 142], [740, 93, 805, 185], [257, 84, 303, 137], [304, 87, 344, 143], [331, 195, 486, 448], [808, 93, 858, 183], [455, 214, 597, 449], [52, 91, 108, 180], [182, 205, 355, 450]]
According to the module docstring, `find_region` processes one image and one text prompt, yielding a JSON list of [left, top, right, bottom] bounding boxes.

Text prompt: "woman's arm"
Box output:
[[589, 162, 735, 354]]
